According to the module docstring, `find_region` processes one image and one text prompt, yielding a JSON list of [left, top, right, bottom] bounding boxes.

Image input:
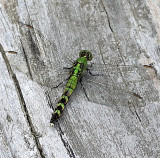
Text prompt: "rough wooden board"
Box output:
[[0, 124, 13, 158], [0, 0, 160, 158], [146, 0, 160, 44], [0, 46, 41, 158]]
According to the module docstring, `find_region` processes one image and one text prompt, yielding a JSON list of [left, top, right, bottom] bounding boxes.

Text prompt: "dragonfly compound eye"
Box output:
[[86, 51, 92, 61], [79, 50, 92, 61], [79, 50, 86, 57]]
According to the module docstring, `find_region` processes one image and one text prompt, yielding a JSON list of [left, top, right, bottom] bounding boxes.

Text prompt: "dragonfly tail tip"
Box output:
[[50, 123, 54, 127]]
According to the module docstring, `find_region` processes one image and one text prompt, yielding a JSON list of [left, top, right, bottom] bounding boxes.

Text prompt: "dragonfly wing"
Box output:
[[87, 63, 157, 81], [82, 65, 159, 107], [35, 67, 71, 88], [82, 75, 138, 107]]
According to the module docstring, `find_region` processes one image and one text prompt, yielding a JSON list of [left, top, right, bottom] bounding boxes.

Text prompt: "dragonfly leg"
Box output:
[[63, 67, 72, 70], [79, 78, 90, 101]]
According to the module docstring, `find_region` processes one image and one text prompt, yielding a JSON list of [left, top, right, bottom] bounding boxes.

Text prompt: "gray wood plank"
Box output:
[[0, 46, 41, 158], [0, 124, 13, 158], [0, 0, 160, 158]]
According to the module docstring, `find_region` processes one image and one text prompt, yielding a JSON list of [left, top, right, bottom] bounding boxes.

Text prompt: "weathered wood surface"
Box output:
[[0, 0, 160, 158]]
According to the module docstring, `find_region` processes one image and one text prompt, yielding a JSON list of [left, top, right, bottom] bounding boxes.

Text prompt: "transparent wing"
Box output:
[[82, 63, 159, 107], [35, 66, 71, 88], [32, 55, 75, 88], [87, 63, 157, 81]]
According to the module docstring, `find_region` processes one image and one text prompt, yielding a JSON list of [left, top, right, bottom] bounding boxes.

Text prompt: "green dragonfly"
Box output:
[[49, 50, 92, 126]]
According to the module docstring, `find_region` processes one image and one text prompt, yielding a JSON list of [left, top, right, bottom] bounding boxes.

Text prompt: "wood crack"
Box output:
[[100, 0, 124, 64], [57, 123, 76, 158], [100, 0, 113, 33], [0, 43, 46, 158], [135, 110, 142, 122]]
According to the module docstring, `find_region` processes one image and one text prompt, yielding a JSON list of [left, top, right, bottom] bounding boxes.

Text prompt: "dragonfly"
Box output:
[[49, 50, 92, 126], [47, 50, 159, 126]]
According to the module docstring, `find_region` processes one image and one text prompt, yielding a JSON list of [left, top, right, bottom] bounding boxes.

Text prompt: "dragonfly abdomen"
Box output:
[[50, 64, 83, 126]]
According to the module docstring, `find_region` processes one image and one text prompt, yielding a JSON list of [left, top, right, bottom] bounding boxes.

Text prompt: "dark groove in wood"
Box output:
[[100, 0, 113, 33], [57, 123, 76, 158], [135, 110, 142, 122], [0, 43, 45, 158]]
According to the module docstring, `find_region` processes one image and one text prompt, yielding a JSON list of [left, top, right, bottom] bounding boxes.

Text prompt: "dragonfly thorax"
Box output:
[[77, 57, 87, 65]]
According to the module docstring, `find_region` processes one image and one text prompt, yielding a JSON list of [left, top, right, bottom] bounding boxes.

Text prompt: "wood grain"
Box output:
[[0, 0, 160, 157]]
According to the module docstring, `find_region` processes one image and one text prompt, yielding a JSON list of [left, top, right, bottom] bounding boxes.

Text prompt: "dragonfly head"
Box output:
[[79, 50, 92, 61]]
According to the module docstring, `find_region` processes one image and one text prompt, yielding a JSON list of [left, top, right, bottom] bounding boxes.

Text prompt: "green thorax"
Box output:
[[76, 57, 88, 74]]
